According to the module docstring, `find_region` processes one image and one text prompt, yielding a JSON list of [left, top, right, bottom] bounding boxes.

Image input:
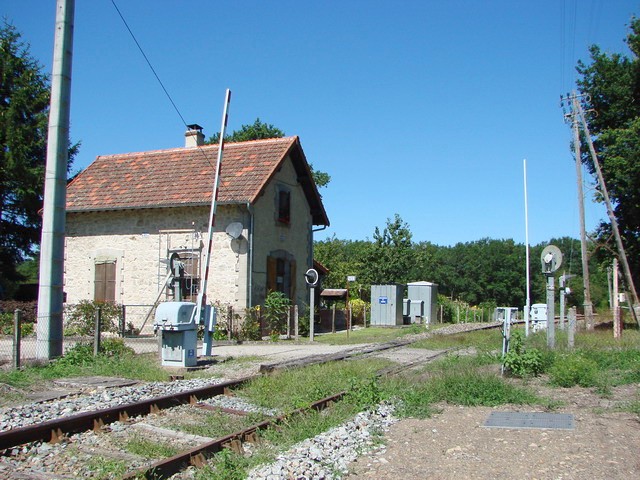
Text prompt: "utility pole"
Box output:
[[569, 93, 594, 330], [575, 99, 640, 327], [36, 0, 75, 359]]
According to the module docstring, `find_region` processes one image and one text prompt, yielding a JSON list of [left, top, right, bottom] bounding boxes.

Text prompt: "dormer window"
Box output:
[[277, 188, 291, 224]]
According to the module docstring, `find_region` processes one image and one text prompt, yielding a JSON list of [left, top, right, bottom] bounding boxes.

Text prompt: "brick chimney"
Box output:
[[185, 124, 204, 147]]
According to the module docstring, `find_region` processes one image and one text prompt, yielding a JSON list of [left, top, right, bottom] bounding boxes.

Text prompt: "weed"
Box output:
[[263, 291, 291, 335], [549, 354, 600, 388], [431, 370, 539, 406], [623, 400, 640, 417], [346, 375, 382, 409], [503, 331, 544, 377], [124, 435, 178, 459], [86, 456, 129, 479], [196, 448, 250, 480]]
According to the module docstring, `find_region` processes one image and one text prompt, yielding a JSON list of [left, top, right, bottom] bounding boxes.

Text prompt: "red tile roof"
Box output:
[[66, 136, 329, 225]]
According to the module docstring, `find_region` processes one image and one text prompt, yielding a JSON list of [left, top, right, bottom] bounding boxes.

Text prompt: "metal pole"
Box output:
[[192, 89, 231, 328], [559, 273, 566, 331], [571, 94, 594, 330], [309, 286, 315, 342], [13, 310, 22, 369], [546, 274, 555, 348], [36, 0, 75, 360], [294, 305, 299, 340], [94, 307, 102, 356], [523, 160, 531, 336], [120, 304, 126, 337]]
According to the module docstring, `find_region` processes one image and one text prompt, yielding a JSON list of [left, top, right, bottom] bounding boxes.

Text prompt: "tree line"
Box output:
[[314, 214, 611, 312]]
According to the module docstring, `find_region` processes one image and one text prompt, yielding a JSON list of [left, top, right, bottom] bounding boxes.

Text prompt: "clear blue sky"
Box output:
[[5, 1, 638, 246]]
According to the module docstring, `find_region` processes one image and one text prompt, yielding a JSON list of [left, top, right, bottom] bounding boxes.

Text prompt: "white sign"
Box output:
[[347, 275, 356, 282]]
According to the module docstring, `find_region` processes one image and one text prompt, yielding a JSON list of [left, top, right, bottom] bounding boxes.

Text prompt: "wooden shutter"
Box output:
[[94, 261, 116, 302], [267, 256, 277, 293]]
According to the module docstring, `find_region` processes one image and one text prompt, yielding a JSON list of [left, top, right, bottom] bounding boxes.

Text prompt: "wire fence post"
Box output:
[[13, 309, 22, 369], [120, 304, 126, 337], [94, 306, 102, 356]]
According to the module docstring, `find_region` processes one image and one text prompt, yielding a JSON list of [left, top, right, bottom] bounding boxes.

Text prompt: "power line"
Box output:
[[110, 0, 188, 128], [110, 0, 216, 168]]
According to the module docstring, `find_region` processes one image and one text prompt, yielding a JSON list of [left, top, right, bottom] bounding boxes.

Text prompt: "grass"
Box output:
[[0, 350, 169, 388], [85, 456, 129, 479], [124, 435, 179, 459], [314, 324, 431, 345], [167, 409, 266, 439], [240, 358, 390, 410], [413, 327, 503, 352]]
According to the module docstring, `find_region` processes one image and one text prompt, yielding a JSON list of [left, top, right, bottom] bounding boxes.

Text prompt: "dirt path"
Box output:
[[347, 383, 640, 480]]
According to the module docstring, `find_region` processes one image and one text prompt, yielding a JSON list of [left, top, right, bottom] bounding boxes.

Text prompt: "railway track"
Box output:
[[0, 321, 502, 479]]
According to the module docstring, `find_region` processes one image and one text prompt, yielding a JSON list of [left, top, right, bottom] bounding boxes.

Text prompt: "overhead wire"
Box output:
[[109, 0, 217, 169]]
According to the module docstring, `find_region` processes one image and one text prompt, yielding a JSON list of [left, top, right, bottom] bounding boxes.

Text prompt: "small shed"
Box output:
[[406, 281, 438, 325], [370, 284, 404, 326]]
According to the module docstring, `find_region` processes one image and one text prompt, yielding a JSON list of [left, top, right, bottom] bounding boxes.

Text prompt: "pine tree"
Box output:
[[0, 21, 52, 296]]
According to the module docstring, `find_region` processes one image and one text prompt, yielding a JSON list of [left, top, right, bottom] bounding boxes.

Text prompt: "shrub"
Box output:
[[240, 310, 262, 341], [549, 354, 600, 387], [0, 312, 35, 337], [100, 337, 135, 357], [349, 298, 368, 324], [263, 291, 291, 335], [65, 300, 121, 336], [503, 330, 544, 377]]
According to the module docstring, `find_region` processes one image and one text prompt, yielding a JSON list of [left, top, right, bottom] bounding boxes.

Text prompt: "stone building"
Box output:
[[64, 129, 329, 330]]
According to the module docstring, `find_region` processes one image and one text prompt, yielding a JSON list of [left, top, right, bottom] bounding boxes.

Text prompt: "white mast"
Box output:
[[523, 159, 531, 336], [193, 89, 231, 353]]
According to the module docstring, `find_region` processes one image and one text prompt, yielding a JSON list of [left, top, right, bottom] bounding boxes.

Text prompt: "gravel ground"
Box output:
[[346, 382, 640, 480]]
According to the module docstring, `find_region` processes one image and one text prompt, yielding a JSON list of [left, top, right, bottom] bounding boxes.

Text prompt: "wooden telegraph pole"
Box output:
[[570, 94, 595, 330], [574, 98, 640, 327]]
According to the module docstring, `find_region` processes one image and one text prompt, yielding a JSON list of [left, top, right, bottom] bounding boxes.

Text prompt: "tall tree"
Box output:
[[207, 117, 284, 144], [0, 22, 51, 296], [576, 17, 640, 288], [207, 117, 331, 188], [365, 214, 414, 285]]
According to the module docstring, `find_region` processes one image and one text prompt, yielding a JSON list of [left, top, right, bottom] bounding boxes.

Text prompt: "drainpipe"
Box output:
[[246, 203, 254, 308]]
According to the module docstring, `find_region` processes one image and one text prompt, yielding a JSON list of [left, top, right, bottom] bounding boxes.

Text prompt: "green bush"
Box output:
[[238, 307, 261, 341], [503, 330, 544, 377], [549, 354, 600, 387], [65, 300, 121, 336], [100, 338, 135, 357], [0, 312, 35, 337], [263, 291, 291, 335], [349, 298, 368, 323]]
